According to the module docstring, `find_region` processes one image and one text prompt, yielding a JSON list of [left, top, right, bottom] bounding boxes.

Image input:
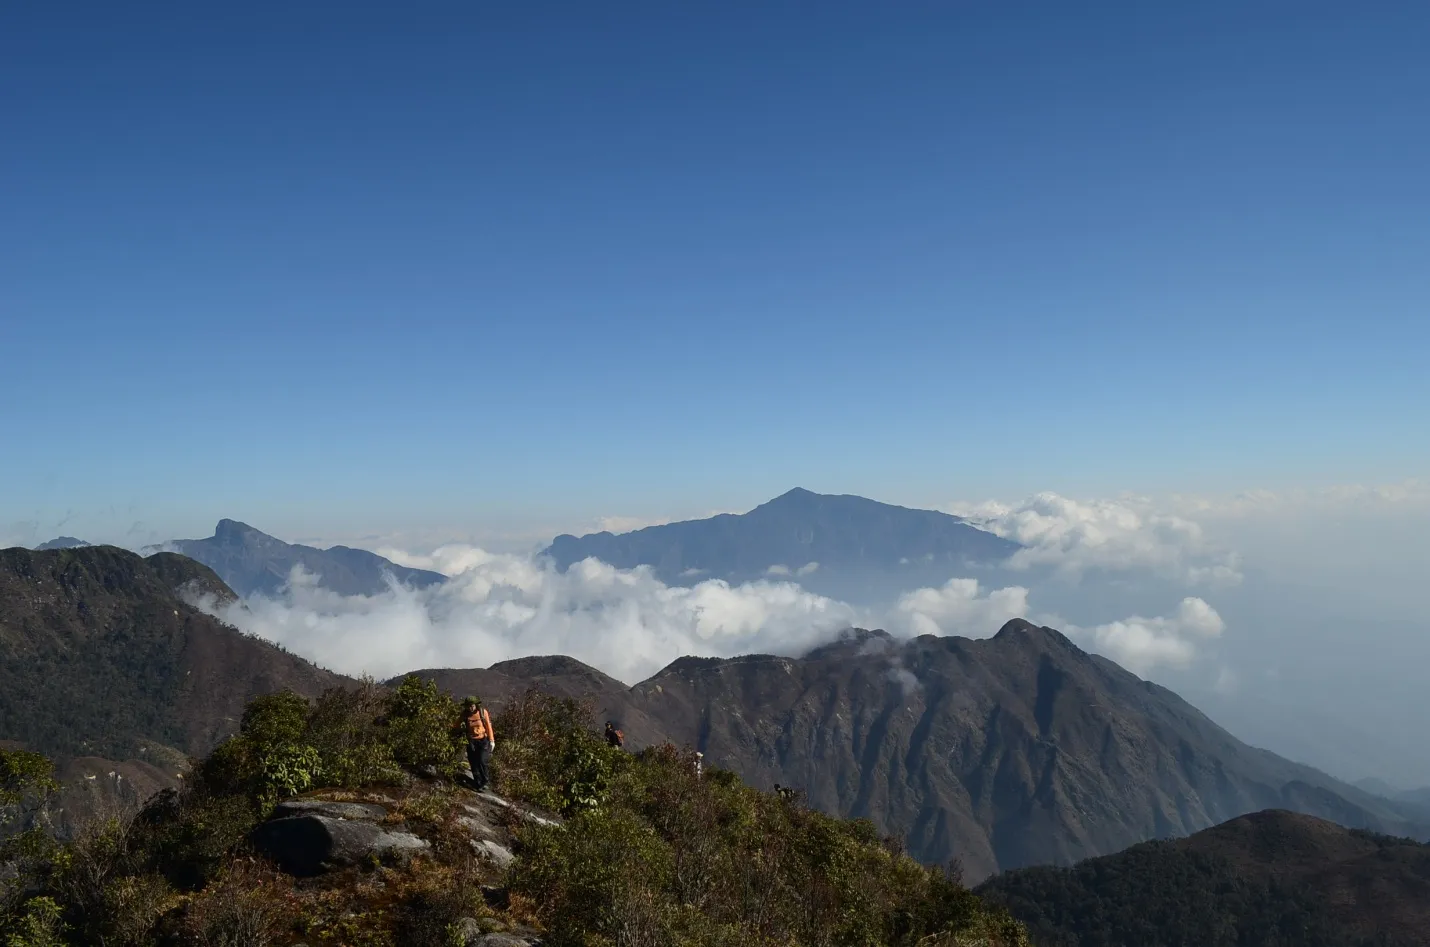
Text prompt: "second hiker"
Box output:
[[462, 697, 495, 792], [604, 720, 624, 749]]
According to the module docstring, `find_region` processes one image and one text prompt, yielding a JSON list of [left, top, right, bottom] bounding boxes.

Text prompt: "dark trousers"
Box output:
[[467, 739, 492, 791]]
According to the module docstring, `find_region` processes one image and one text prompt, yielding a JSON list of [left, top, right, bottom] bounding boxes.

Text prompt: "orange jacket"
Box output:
[[464, 707, 494, 744]]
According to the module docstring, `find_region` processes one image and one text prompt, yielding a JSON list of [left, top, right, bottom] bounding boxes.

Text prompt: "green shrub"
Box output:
[[492, 688, 630, 815], [134, 788, 261, 891], [175, 858, 294, 947], [511, 807, 673, 946], [508, 736, 1029, 947], [385, 675, 464, 779], [0, 748, 61, 865], [2, 896, 67, 947], [304, 681, 402, 789], [238, 692, 309, 749]]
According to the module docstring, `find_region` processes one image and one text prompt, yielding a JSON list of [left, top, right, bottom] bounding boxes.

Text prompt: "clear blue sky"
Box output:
[[4, 1, 1428, 546]]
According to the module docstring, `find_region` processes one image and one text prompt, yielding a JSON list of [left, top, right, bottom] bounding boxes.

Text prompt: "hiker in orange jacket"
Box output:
[[604, 721, 624, 749], [462, 697, 495, 792]]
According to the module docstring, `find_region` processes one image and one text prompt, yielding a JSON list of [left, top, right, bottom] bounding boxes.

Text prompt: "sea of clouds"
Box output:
[[189, 488, 1266, 684]]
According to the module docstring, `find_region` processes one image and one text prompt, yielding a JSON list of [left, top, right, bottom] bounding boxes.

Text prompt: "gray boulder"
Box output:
[[250, 814, 428, 876], [273, 799, 389, 821], [473, 837, 515, 868], [471, 935, 539, 947], [451, 919, 540, 947]]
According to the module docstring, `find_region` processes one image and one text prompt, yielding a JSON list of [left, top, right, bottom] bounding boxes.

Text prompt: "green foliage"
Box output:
[[0, 749, 60, 863], [303, 680, 402, 789], [176, 858, 295, 946], [134, 788, 261, 891], [238, 691, 309, 749], [2, 897, 67, 947], [385, 675, 465, 779], [513, 807, 672, 944], [0, 750, 60, 813], [492, 688, 630, 815], [501, 714, 1028, 947], [2, 682, 1029, 947]]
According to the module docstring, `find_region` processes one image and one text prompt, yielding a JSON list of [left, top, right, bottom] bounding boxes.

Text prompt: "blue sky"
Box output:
[[4, 0, 1428, 546]]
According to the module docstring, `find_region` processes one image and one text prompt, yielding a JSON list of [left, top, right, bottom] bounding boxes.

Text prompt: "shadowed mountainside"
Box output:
[[0, 545, 351, 762], [418, 623, 1428, 882], [978, 809, 1430, 946], [159, 519, 447, 598], [542, 487, 1020, 594]]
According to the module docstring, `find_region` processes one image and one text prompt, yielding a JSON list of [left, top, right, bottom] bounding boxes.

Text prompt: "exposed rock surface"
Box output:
[[250, 812, 428, 876]]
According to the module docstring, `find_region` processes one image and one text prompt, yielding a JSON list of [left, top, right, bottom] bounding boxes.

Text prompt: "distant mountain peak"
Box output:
[[162, 521, 446, 598], [34, 536, 91, 551], [768, 486, 818, 504], [993, 618, 1044, 638], [213, 519, 263, 542], [543, 488, 1019, 592], [992, 618, 1077, 650]]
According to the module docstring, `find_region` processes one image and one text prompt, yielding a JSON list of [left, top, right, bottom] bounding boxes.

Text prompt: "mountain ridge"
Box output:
[[158, 519, 447, 598], [978, 809, 1430, 946], [542, 487, 1020, 595], [0, 545, 351, 762], [411, 620, 1429, 882]]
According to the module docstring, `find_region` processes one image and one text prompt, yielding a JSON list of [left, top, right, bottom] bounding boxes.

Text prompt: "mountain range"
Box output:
[[543, 487, 1020, 599], [409, 626, 1429, 882], [156, 518, 446, 598], [4, 544, 1427, 891], [83, 488, 1016, 603]]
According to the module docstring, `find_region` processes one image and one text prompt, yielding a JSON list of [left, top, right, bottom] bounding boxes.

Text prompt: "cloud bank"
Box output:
[[945, 492, 1243, 586], [196, 545, 1224, 686]]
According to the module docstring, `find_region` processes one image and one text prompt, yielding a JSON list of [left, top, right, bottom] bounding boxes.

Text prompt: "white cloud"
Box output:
[[199, 549, 860, 685], [796, 562, 820, 576], [946, 492, 1242, 586], [189, 543, 1227, 686], [765, 564, 791, 576], [1063, 597, 1225, 677], [891, 577, 1032, 638]]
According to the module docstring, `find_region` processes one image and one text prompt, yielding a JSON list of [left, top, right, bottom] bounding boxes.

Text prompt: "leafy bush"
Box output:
[[385, 675, 465, 779], [1, 896, 67, 947], [304, 680, 402, 789], [0, 749, 60, 863], [513, 807, 673, 945], [502, 709, 1029, 947], [491, 688, 630, 815], [175, 858, 295, 947], [134, 787, 261, 891]]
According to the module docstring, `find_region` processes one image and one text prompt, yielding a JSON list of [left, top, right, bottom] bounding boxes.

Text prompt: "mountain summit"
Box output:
[[162, 520, 446, 598], [542, 488, 1019, 594]]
